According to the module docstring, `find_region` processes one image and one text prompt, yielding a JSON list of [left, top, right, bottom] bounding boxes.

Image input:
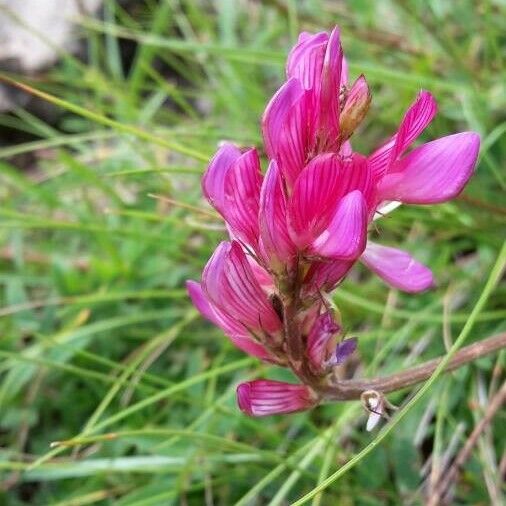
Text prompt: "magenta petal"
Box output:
[[202, 242, 228, 302], [259, 161, 297, 269], [187, 280, 275, 361], [378, 132, 480, 204], [186, 281, 251, 340], [369, 91, 437, 180], [391, 90, 438, 162], [223, 148, 262, 247], [225, 243, 281, 334], [318, 26, 343, 147], [337, 154, 375, 210], [262, 78, 313, 187], [288, 153, 342, 248], [368, 137, 396, 183], [246, 254, 275, 294], [227, 334, 276, 362], [307, 312, 340, 372], [186, 280, 220, 326], [286, 31, 327, 91], [287, 28, 348, 89], [187, 278, 247, 337], [361, 242, 434, 293], [202, 143, 242, 212], [262, 78, 305, 158], [237, 380, 316, 416], [340, 54, 349, 86], [310, 191, 368, 260], [303, 259, 354, 294], [340, 140, 353, 157], [202, 242, 282, 335]]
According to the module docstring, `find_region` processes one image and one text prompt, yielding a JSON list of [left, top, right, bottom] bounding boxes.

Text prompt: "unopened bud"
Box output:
[[339, 75, 371, 141]]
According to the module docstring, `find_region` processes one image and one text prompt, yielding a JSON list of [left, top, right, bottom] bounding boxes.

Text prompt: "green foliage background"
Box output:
[[0, 1, 504, 504]]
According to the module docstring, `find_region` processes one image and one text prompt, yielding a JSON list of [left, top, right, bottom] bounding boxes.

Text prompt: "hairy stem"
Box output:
[[321, 332, 506, 400]]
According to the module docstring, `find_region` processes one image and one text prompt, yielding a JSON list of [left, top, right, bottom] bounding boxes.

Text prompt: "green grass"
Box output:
[[0, 1, 505, 504]]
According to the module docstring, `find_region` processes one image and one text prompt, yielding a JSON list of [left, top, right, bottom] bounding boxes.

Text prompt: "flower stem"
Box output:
[[323, 332, 506, 400]]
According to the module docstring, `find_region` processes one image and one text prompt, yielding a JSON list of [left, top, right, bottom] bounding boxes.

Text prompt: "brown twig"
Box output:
[[323, 333, 506, 400], [426, 381, 506, 506]]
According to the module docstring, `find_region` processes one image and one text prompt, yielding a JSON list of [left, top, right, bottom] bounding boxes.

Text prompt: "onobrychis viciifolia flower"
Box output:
[[187, 26, 479, 418]]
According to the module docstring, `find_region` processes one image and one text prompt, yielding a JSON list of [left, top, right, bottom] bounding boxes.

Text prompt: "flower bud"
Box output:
[[339, 75, 371, 141]]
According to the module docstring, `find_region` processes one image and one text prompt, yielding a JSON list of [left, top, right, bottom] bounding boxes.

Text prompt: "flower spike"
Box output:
[[189, 25, 479, 421]]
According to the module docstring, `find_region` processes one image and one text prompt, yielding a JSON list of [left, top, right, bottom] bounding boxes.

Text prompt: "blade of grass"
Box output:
[[0, 75, 208, 162]]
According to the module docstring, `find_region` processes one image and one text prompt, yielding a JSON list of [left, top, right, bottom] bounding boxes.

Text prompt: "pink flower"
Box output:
[[202, 144, 262, 252], [188, 25, 480, 417], [237, 380, 317, 416], [187, 241, 284, 364], [361, 92, 479, 292], [306, 312, 357, 373], [261, 27, 479, 293], [258, 161, 297, 272]]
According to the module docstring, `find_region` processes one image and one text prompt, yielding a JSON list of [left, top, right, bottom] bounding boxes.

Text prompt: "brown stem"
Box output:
[[282, 258, 323, 390], [427, 381, 506, 506], [322, 333, 506, 400]]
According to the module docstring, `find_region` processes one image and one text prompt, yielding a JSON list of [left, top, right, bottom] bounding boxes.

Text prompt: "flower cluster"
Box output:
[[187, 27, 479, 417]]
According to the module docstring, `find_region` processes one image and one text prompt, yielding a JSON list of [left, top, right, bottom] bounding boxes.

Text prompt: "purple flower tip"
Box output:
[[334, 337, 357, 365]]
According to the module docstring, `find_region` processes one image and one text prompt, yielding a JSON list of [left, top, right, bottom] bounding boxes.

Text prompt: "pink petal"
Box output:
[[186, 281, 276, 362], [338, 154, 375, 207], [288, 153, 342, 248], [262, 78, 313, 187], [369, 91, 437, 180], [245, 253, 275, 294], [202, 242, 282, 335], [335, 153, 376, 218], [390, 90, 438, 163], [310, 190, 368, 260], [202, 143, 242, 212], [378, 132, 480, 204], [187, 279, 248, 337], [340, 54, 349, 86], [368, 137, 395, 183], [186, 280, 221, 327], [306, 312, 340, 372], [303, 259, 354, 294], [223, 148, 263, 247], [360, 242, 434, 293], [286, 31, 327, 91], [287, 28, 348, 89], [259, 161, 297, 270], [237, 380, 316, 416], [318, 26, 343, 149], [228, 334, 278, 362], [340, 140, 353, 157], [226, 243, 281, 334]]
